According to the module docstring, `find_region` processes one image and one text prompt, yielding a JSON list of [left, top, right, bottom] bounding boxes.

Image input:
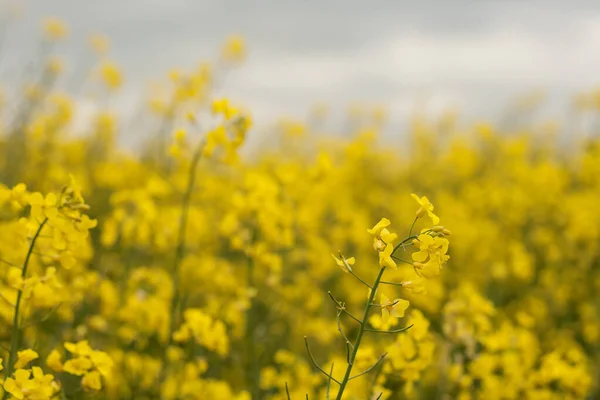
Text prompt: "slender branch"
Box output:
[[408, 217, 418, 237], [304, 336, 341, 385], [391, 236, 417, 257], [21, 302, 63, 329], [0, 257, 17, 267], [4, 217, 48, 383], [370, 299, 401, 308], [390, 255, 413, 266], [326, 363, 334, 400], [348, 270, 372, 289], [349, 353, 387, 380], [365, 324, 414, 334], [285, 383, 291, 400], [0, 294, 15, 308], [336, 310, 353, 347], [328, 292, 362, 324], [380, 281, 404, 287]]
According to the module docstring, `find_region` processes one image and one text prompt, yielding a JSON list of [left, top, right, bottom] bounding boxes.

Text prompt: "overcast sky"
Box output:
[[1, 0, 600, 144]]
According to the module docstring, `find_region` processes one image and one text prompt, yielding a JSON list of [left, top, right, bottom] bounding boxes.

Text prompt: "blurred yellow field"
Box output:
[[1, 8, 600, 400]]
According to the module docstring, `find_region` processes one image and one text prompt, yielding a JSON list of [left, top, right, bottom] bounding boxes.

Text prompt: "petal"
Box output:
[[381, 308, 390, 323], [428, 211, 440, 225], [412, 250, 429, 262], [367, 218, 391, 235], [380, 293, 390, 305]]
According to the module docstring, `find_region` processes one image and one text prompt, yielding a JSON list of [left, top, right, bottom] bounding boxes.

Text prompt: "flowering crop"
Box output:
[[0, 16, 598, 400]]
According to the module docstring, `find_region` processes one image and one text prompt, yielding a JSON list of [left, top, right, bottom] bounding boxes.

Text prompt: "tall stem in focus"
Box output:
[[335, 267, 386, 400]]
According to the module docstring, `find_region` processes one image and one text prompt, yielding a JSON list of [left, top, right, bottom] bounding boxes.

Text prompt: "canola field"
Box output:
[[0, 17, 599, 400]]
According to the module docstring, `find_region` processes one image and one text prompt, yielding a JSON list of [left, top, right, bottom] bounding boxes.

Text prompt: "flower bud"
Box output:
[[432, 225, 445, 232], [442, 228, 452, 236], [415, 206, 426, 218]]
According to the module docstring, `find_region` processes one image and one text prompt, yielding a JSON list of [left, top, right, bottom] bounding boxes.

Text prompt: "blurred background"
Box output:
[[2, 0, 600, 146], [2, 2, 600, 399]]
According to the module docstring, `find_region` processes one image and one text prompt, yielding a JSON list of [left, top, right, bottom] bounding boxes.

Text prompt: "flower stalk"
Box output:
[[4, 218, 48, 387], [334, 266, 386, 400]]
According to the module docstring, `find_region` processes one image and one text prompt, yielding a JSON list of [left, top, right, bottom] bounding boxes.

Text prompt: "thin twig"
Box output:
[[326, 363, 334, 400], [364, 324, 414, 334], [408, 216, 418, 237], [391, 235, 418, 257], [379, 281, 404, 287], [349, 353, 387, 380], [0, 258, 17, 267], [336, 310, 353, 347], [370, 299, 401, 308], [328, 292, 362, 324], [348, 270, 372, 289], [21, 302, 63, 329], [285, 383, 291, 400], [390, 255, 413, 266], [304, 336, 341, 385]]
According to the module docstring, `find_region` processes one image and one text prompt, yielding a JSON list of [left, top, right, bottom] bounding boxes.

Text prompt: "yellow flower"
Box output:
[[411, 233, 449, 279], [46, 350, 63, 372], [380, 293, 410, 323], [379, 243, 397, 270], [411, 194, 440, 225], [368, 218, 398, 251], [46, 57, 64, 75], [89, 34, 110, 54], [412, 234, 449, 263], [99, 61, 123, 89], [401, 278, 426, 294], [331, 253, 355, 273], [212, 99, 238, 120], [63, 356, 93, 376], [43, 18, 68, 40], [89, 350, 114, 377], [15, 349, 39, 369], [367, 218, 391, 236], [4, 367, 58, 399], [3, 369, 31, 399], [221, 35, 246, 63], [82, 370, 102, 391]]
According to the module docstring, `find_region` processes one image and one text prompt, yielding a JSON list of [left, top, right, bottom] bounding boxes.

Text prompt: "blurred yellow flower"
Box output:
[[43, 18, 68, 40], [221, 35, 246, 63]]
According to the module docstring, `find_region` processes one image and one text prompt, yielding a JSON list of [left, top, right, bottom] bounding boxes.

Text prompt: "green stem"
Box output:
[[408, 217, 418, 237], [245, 251, 260, 400], [390, 235, 418, 257], [335, 267, 386, 400], [4, 218, 47, 382], [160, 140, 204, 384]]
